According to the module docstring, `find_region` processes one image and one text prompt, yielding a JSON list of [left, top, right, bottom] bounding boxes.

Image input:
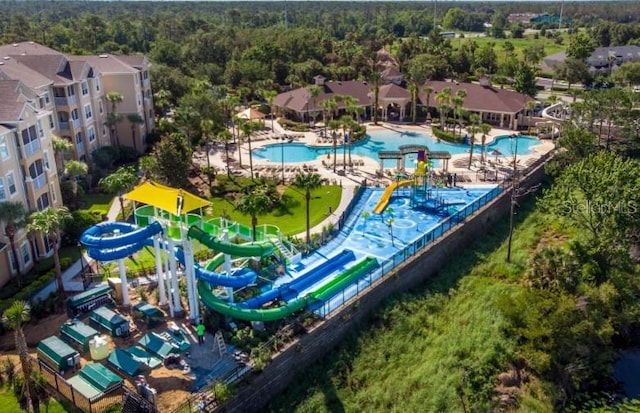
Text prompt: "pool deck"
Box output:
[[197, 119, 554, 239]]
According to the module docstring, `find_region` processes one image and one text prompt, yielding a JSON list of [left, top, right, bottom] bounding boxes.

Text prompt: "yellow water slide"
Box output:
[[373, 180, 413, 214]]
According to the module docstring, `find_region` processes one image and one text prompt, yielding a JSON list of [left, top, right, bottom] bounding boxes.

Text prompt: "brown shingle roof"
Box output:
[[0, 80, 24, 122], [419, 80, 533, 114], [274, 81, 371, 113], [377, 84, 411, 100], [0, 58, 53, 89], [0, 41, 62, 58], [10, 54, 73, 85], [73, 54, 138, 74]]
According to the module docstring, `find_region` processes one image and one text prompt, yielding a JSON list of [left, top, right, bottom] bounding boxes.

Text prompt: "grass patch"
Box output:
[[268, 191, 553, 412], [454, 32, 568, 65], [208, 185, 342, 236], [82, 192, 113, 216], [0, 384, 81, 413]]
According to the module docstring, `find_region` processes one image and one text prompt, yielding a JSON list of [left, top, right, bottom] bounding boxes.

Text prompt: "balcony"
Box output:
[[59, 121, 70, 130], [29, 173, 47, 191], [54, 95, 76, 107], [143, 78, 150, 88], [72, 119, 81, 129], [23, 139, 41, 158], [76, 141, 84, 154]]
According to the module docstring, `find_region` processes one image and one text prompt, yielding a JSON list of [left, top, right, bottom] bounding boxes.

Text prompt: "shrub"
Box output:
[[278, 119, 309, 132], [2, 357, 15, 385], [432, 126, 464, 144], [64, 210, 102, 243]]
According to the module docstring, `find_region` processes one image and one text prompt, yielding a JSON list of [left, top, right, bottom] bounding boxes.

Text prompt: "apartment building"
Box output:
[[0, 41, 154, 159], [0, 79, 62, 285]]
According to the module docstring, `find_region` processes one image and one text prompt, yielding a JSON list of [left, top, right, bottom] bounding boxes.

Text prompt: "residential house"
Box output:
[[542, 45, 640, 77]]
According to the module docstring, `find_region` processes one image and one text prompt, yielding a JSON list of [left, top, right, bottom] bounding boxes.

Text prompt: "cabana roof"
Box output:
[[125, 181, 210, 216]]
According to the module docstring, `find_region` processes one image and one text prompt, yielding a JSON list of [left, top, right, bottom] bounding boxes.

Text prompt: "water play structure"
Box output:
[[80, 181, 383, 322]]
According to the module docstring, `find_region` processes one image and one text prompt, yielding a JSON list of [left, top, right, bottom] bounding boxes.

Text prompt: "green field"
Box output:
[[207, 185, 343, 237], [82, 193, 114, 217], [454, 32, 569, 64]]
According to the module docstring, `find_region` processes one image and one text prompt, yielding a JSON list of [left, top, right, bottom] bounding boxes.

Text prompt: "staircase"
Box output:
[[271, 238, 300, 264]]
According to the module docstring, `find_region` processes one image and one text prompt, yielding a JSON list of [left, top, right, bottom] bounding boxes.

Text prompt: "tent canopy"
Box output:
[[125, 181, 210, 216], [236, 107, 265, 120]]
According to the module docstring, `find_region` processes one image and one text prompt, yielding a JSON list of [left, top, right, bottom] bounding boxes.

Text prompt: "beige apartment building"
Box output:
[[0, 79, 63, 286], [0, 41, 154, 287], [0, 42, 154, 160]]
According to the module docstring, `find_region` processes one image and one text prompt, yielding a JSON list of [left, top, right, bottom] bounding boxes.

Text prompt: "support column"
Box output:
[[162, 241, 174, 317], [113, 229, 129, 306], [182, 239, 198, 322], [500, 113, 504, 128], [153, 235, 167, 306], [379, 158, 384, 175], [167, 237, 182, 313], [222, 230, 234, 303]]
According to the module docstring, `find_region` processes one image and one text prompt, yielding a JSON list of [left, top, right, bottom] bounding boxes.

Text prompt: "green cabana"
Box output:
[[138, 332, 180, 359], [133, 301, 165, 328], [37, 336, 80, 374], [89, 307, 130, 337], [60, 320, 99, 352], [107, 349, 145, 377]]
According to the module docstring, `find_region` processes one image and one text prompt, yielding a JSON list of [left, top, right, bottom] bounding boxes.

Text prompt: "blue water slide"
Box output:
[[80, 221, 163, 261], [174, 248, 257, 289], [240, 249, 356, 309]]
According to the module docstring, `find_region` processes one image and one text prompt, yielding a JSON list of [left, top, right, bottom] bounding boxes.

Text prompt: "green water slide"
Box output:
[[197, 280, 307, 322], [310, 257, 379, 302], [188, 226, 273, 257]]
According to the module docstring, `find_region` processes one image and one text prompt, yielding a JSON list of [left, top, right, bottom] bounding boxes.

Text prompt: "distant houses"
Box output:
[[543, 45, 640, 76]]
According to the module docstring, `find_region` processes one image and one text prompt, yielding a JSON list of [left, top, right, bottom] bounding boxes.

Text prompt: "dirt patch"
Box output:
[[0, 312, 69, 351]]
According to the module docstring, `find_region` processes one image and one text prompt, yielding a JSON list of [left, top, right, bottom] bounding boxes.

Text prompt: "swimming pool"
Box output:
[[252, 129, 541, 165]]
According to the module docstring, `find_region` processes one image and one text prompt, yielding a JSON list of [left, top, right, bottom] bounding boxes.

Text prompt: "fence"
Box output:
[[171, 363, 251, 413], [29, 356, 157, 413]]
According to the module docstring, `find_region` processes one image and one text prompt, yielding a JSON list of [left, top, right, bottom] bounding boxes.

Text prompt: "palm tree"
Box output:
[[369, 70, 383, 125], [99, 166, 138, 221], [240, 121, 260, 180], [236, 185, 276, 241], [479, 123, 492, 164], [436, 87, 452, 129], [408, 83, 418, 124], [467, 114, 481, 169], [64, 160, 89, 210], [260, 90, 278, 131], [126, 113, 144, 152], [423, 86, 434, 121], [51, 136, 73, 175], [200, 119, 215, 188], [320, 97, 338, 139], [27, 207, 72, 299], [328, 119, 341, 173], [293, 172, 323, 243], [153, 89, 172, 119], [106, 92, 124, 148], [454, 89, 467, 136], [2, 301, 34, 413], [307, 85, 322, 125], [0, 201, 28, 286], [218, 130, 234, 177], [525, 100, 537, 134]]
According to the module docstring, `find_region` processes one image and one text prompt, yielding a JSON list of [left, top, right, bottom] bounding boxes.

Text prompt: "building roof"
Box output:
[[10, 54, 74, 85], [419, 80, 533, 114], [377, 84, 411, 100], [115, 54, 148, 69], [0, 41, 62, 58], [274, 80, 371, 113], [0, 80, 24, 122], [73, 54, 139, 75], [587, 46, 640, 67], [0, 58, 53, 89]]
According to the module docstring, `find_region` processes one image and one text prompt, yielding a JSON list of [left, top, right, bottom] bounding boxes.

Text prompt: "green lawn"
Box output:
[[81, 193, 114, 216], [207, 185, 343, 237], [454, 32, 568, 65], [0, 385, 82, 413]]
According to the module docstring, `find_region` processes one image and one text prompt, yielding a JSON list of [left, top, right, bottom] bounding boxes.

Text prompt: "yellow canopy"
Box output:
[[125, 181, 210, 216]]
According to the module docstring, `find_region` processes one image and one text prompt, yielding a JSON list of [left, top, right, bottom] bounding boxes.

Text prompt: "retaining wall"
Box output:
[[221, 162, 549, 412]]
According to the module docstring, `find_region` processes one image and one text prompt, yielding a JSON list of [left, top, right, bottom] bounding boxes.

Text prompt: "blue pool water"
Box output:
[[253, 129, 540, 165]]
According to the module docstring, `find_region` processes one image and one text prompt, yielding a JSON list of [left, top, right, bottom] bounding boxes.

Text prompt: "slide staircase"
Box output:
[[271, 238, 299, 264]]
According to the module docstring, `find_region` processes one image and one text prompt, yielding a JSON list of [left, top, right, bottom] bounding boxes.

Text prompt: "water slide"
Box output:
[[309, 256, 379, 302], [174, 248, 257, 289], [373, 180, 413, 214], [197, 256, 379, 322], [187, 226, 273, 257], [239, 249, 356, 309], [80, 221, 164, 261]]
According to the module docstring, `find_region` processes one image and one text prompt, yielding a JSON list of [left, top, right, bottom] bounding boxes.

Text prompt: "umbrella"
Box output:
[[236, 107, 265, 120], [491, 149, 502, 163]]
